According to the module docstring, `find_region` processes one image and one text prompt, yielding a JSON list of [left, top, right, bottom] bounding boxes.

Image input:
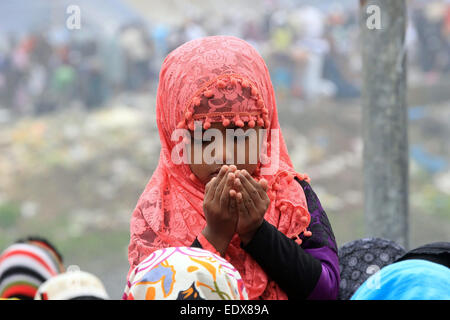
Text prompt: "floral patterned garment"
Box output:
[[123, 247, 248, 300], [337, 238, 406, 300]]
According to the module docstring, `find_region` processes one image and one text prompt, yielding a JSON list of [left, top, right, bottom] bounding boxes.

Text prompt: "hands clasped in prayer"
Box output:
[[202, 165, 270, 255]]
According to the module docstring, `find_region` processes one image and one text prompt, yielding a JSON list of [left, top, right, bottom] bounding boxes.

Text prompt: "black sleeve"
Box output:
[[191, 238, 202, 248], [241, 219, 322, 300]]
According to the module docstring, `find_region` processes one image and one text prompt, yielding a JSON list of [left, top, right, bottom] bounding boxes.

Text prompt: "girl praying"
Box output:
[[127, 36, 339, 300]]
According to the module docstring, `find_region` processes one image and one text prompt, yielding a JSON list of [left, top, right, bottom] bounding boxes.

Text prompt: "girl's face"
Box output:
[[188, 122, 263, 184]]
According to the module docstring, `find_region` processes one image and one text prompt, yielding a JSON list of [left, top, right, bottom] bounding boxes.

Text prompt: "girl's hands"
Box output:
[[201, 165, 270, 253], [202, 165, 238, 256], [233, 170, 270, 245]]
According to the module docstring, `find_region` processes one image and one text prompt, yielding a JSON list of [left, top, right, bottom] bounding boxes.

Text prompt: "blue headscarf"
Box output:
[[351, 259, 450, 300]]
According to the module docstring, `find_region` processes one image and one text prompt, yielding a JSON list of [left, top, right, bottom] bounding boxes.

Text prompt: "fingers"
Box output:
[[244, 171, 267, 197], [229, 189, 237, 213], [256, 178, 270, 203], [241, 170, 269, 200], [220, 171, 235, 208], [215, 170, 233, 200], [236, 170, 262, 204], [235, 191, 249, 216], [233, 177, 242, 193], [205, 176, 216, 199], [212, 165, 230, 199], [234, 178, 249, 215], [259, 178, 268, 191], [205, 166, 226, 200], [234, 176, 257, 214]]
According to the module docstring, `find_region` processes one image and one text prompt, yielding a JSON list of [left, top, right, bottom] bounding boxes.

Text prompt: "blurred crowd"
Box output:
[[409, 1, 450, 79], [0, 23, 155, 116], [0, 1, 449, 118]]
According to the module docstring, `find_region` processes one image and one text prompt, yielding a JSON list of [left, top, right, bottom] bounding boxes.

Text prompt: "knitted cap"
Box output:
[[338, 237, 406, 300], [0, 243, 61, 299], [34, 270, 109, 300]]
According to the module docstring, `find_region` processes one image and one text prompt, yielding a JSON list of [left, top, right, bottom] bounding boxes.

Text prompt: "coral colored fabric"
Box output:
[[128, 36, 311, 300]]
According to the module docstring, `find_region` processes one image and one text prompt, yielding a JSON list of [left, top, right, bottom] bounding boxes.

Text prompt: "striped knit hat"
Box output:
[[0, 240, 63, 300]]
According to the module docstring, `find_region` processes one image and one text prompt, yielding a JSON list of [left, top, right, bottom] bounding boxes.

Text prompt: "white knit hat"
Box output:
[[34, 269, 109, 300]]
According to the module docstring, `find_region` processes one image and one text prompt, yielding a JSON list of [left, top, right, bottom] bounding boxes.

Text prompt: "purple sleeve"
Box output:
[[297, 178, 340, 300], [305, 247, 340, 300]]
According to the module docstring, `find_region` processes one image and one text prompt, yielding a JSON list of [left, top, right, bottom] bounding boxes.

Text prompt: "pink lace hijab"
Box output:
[[128, 36, 311, 300]]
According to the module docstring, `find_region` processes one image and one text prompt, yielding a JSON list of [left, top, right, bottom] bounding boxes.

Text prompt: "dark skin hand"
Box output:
[[202, 165, 270, 255], [202, 165, 239, 256], [233, 169, 270, 245]]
